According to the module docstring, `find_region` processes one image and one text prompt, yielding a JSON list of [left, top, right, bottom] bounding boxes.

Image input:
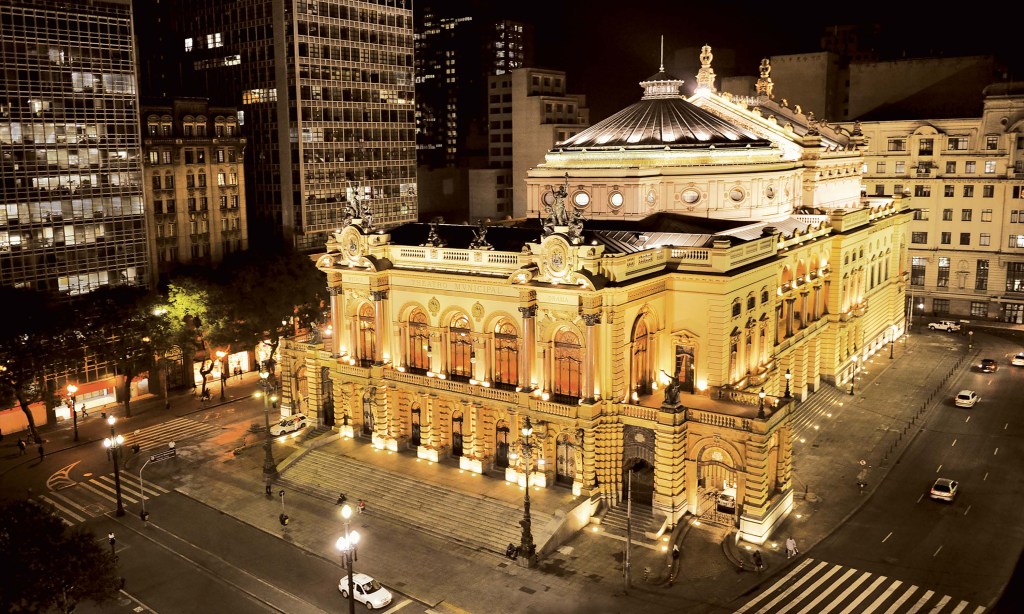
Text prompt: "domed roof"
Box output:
[[558, 71, 770, 151]]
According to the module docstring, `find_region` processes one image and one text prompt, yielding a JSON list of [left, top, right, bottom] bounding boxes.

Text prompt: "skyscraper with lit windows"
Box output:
[[0, 0, 150, 295]]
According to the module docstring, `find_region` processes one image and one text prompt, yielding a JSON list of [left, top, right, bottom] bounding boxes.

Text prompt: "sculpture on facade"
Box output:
[[543, 173, 573, 237], [422, 217, 446, 248], [660, 369, 682, 408], [468, 220, 493, 250]]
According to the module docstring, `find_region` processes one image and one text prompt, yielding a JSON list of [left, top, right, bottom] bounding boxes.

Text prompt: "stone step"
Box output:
[[600, 502, 660, 540], [280, 449, 555, 554]]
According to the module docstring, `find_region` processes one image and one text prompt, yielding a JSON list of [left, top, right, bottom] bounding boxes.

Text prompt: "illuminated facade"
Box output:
[[840, 83, 1024, 323], [141, 99, 248, 281], [168, 0, 417, 250], [0, 0, 149, 295], [282, 49, 911, 546]]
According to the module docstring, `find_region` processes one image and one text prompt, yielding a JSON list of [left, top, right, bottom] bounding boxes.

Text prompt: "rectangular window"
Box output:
[[1008, 262, 1024, 292], [911, 232, 928, 244], [913, 209, 929, 220], [970, 302, 988, 317], [984, 161, 996, 174], [876, 162, 886, 173], [895, 161, 906, 174], [960, 233, 970, 245], [919, 138, 933, 155], [983, 185, 994, 197], [980, 233, 991, 246], [944, 185, 954, 197], [1014, 211, 1021, 223], [197, 150, 206, 163], [963, 185, 974, 197], [184, 150, 194, 164], [966, 161, 976, 173], [986, 135, 998, 150], [946, 161, 956, 173], [894, 184, 904, 195], [942, 208, 953, 220], [914, 185, 930, 197], [888, 138, 906, 151], [962, 209, 973, 221], [948, 137, 968, 150], [1010, 234, 1024, 249], [982, 209, 993, 221], [874, 184, 885, 196], [1013, 187, 1024, 199], [161, 151, 171, 164], [933, 298, 950, 314], [937, 257, 950, 288], [976, 260, 989, 290], [911, 256, 927, 286], [148, 151, 159, 164], [151, 175, 161, 190], [940, 232, 951, 245]]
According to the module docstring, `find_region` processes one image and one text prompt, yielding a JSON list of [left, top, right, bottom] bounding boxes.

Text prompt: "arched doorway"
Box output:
[[319, 367, 334, 427], [451, 411, 464, 457], [624, 459, 654, 506], [696, 446, 739, 526], [410, 405, 421, 447], [361, 393, 374, 438], [555, 434, 576, 486], [495, 422, 510, 468]]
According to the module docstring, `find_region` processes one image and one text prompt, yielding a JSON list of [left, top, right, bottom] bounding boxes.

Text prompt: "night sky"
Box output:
[[494, 0, 1024, 122]]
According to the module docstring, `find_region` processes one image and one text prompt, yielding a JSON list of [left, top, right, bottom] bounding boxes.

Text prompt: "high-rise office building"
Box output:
[[0, 0, 150, 295], [157, 0, 418, 251]]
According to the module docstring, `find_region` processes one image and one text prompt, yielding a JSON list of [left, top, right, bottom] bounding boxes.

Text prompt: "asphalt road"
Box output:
[[812, 330, 1024, 607]]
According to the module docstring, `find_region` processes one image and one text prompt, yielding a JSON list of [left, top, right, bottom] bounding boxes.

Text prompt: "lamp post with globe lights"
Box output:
[[784, 369, 792, 399], [103, 416, 126, 517], [336, 504, 361, 614], [757, 388, 767, 419], [255, 371, 279, 477], [66, 384, 79, 442], [508, 416, 540, 567]]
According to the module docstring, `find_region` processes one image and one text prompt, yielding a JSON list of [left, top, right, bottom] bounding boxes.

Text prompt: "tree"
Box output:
[[162, 276, 231, 398], [0, 288, 82, 443], [215, 247, 325, 376], [0, 499, 120, 613]]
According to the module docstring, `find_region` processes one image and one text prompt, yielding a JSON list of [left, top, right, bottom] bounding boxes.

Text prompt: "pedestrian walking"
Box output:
[[37, 444, 45, 461], [357, 499, 365, 514], [672, 544, 680, 561], [80, 403, 88, 418], [785, 536, 799, 558], [17, 438, 26, 455], [753, 550, 764, 572]]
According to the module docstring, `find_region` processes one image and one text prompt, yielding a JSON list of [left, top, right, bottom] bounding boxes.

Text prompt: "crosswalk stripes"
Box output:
[[121, 416, 222, 452], [36, 473, 171, 526], [733, 558, 986, 614]]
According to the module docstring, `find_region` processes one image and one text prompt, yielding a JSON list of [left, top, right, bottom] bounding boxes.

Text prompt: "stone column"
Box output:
[[582, 312, 601, 402], [370, 289, 387, 365], [786, 298, 796, 337], [329, 286, 343, 356], [519, 305, 537, 389]]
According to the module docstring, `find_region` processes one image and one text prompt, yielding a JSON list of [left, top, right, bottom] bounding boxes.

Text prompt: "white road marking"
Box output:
[[381, 599, 414, 614], [917, 494, 924, 503], [951, 439, 957, 447], [734, 558, 816, 613], [882, 531, 892, 543], [949, 600, 969, 614], [819, 571, 871, 614], [905, 589, 934, 614], [884, 585, 918, 613], [964, 505, 972, 516], [793, 566, 851, 614], [838, 574, 886, 614], [965, 416, 970, 423], [983, 472, 989, 481], [936, 464, 942, 473], [864, 579, 902, 613], [993, 447, 999, 456], [933, 545, 943, 557], [37, 494, 86, 523], [929, 595, 951, 611]]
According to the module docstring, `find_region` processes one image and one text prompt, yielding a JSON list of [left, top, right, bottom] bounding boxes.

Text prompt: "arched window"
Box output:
[[631, 318, 652, 396], [493, 319, 519, 390], [357, 303, 375, 366], [553, 330, 582, 403], [186, 172, 195, 188], [197, 170, 206, 188], [448, 314, 472, 381], [407, 310, 429, 373], [732, 300, 742, 318], [747, 296, 756, 310], [761, 289, 769, 304], [164, 172, 174, 189]]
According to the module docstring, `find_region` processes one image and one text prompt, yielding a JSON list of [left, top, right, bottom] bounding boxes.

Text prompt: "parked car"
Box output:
[[979, 358, 998, 373], [954, 390, 979, 408], [339, 572, 393, 609], [1012, 352, 1024, 367], [929, 477, 958, 502], [928, 320, 961, 332], [269, 413, 309, 437]]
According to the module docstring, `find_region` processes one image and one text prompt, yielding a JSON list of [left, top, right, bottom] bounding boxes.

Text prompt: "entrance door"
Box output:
[[495, 424, 510, 468], [410, 406, 421, 447], [451, 413, 464, 457], [320, 367, 334, 427], [555, 436, 575, 485], [361, 395, 374, 437], [624, 459, 654, 506]]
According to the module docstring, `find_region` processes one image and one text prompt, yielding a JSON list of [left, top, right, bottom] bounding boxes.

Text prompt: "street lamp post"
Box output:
[[216, 350, 227, 400], [757, 388, 767, 419], [890, 326, 896, 359], [508, 416, 538, 568], [336, 503, 361, 614], [256, 371, 278, 477], [968, 330, 974, 349], [66, 384, 79, 442], [784, 369, 792, 399], [850, 352, 859, 396], [103, 416, 126, 517]]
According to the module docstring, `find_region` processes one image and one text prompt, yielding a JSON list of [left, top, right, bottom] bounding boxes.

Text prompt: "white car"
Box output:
[[930, 478, 958, 502], [269, 413, 309, 437], [1012, 352, 1024, 367], [339, 572, 392, 610], [954, 390, 979, 408], [928, 320, 961, 332]]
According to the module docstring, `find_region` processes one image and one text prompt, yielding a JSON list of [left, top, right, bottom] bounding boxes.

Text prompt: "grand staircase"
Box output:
[[599, 501, 664, 544], [278, 449, 557, 555]]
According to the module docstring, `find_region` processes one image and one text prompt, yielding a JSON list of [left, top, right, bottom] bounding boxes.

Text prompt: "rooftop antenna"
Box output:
[[659, 35, 664, 72]]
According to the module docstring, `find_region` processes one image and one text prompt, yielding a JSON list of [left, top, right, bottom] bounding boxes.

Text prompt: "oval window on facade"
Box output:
[[609, 191, 624, 208], [682, 188, 700, 204], [572, 191, 591, 208], [646, 189, 657, 206], [542, 190, 555, 207], [729, 187, 745, 202], [766, 185, 776, 200]]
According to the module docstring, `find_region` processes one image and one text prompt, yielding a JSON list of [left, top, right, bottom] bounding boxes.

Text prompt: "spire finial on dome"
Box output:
[[659, 35, 664, 72], [696, 44, 717, 93], [756, 58, 774, 99]]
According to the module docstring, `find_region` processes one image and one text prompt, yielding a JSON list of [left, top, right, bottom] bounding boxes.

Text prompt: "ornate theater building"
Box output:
[[281, 49, 911, 546]]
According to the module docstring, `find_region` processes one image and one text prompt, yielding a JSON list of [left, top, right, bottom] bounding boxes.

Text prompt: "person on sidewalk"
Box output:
[[753, 550, 764, 572], [786, 536, 799, 558], [336, 493, 347, 506], [357, 499, 365, 514], [37, 444, 44, 461], [17, 438, 26, 456]]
